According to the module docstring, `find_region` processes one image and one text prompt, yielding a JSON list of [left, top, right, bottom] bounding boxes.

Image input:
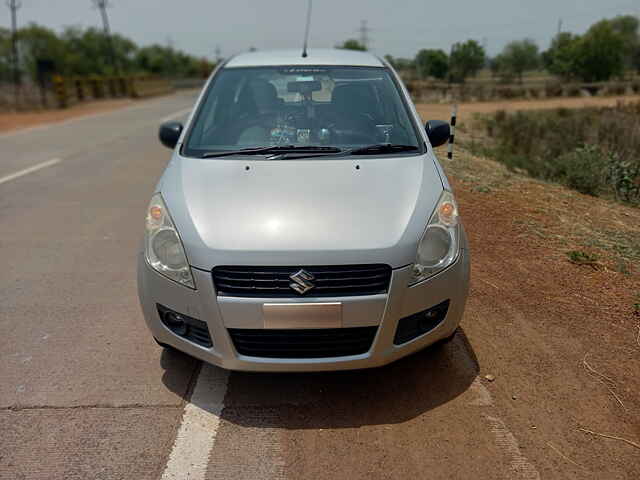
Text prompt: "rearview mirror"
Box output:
[[425, 120, 450, 148], [287, 80, 322, 94], [159, 121, 183, 150]]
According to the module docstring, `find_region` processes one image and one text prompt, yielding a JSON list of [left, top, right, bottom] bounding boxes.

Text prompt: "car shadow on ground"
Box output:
[[160, 327, 479, 429]]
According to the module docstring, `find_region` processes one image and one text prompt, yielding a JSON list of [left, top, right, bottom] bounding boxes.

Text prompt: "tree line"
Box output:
[[342, 15, 640, 84], [0, 23, 215, 83]]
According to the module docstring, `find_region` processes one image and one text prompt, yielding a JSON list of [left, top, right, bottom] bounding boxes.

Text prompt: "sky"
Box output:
[[2, 0, 639, 59]]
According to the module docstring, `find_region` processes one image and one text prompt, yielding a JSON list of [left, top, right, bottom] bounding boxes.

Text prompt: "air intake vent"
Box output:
[[228, 326, 378, 358], [212, 264, 391, 298]]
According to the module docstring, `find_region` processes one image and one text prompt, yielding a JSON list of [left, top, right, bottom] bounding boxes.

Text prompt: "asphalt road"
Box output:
[[1, 92, 632, 480]]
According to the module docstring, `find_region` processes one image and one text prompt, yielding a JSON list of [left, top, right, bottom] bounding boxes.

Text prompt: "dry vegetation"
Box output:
[[478, 103, 640, 204]]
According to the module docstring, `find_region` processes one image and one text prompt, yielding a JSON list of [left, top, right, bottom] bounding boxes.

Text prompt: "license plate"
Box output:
[[262, 302, 342, 329]]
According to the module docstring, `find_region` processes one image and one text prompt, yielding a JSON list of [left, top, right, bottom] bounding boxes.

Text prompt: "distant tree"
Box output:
[[449, 40, 485, 82], [135, 44, 212, 77], [385, 55, 414, 71], [0, 24, 209, 80], [15, 24, 67, 81], [414, 48, 448, 80], [609, 15, 639, 71], [574, 20, 625, 82], [542, 32, 581, 81], [489, 54, 512, 82], [488, 56, 502, 79], [135, 45, 172, 75], [496, 39, 539, 83], [633, 47, 640, 72], [339, 39, 367, 51], [384, 54, 416, 79], [61, 27, 137, 75], [0, 27, 14, 81]]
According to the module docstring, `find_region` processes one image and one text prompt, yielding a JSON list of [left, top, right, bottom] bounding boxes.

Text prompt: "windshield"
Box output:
[[183, 66, 422, 157]]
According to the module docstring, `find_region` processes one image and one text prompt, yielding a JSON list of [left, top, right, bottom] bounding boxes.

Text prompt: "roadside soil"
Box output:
[[0, 98, 138, 134], [426, 123, 640, 476]]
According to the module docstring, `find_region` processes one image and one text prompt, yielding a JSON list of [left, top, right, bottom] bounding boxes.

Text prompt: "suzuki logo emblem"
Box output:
[[289, 269, 315, 295]]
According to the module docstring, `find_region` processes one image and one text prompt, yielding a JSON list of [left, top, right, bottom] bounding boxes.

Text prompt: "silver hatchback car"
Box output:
[[137, 49, 470, 371]]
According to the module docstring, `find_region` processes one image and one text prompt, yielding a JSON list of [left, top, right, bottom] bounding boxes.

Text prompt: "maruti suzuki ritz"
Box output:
[[137, 49, 470, 371]]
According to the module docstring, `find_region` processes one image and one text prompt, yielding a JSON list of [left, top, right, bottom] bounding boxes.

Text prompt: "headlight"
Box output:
[[410, 190, 460, 285], [144, 193, 195, 288]]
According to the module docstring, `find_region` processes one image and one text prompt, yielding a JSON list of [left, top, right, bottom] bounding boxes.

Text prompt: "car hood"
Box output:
[[159, 153, 443, 269]]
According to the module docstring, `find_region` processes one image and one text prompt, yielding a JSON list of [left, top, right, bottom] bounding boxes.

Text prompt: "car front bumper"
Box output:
[[137, 247, 470, 372]]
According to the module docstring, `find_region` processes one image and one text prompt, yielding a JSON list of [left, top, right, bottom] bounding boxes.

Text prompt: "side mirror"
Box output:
[[159, 121, 183, 150], [425, 120, 450, 148]]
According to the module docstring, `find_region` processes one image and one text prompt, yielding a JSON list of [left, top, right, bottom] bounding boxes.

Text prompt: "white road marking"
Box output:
[[0, 158, 61, 186], [468, 377, 494, 406], [459, 332, 540, 479], [467, 378, 540, 478], [485, 415, 541, 479], [161, 364, 229, 480], [161, 107, 192, 123]]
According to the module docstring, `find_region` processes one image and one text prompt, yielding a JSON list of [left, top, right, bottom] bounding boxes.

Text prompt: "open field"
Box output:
[[415, 94, 640, 123]]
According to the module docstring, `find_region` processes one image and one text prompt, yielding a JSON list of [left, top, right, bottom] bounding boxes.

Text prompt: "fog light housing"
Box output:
[[163, 311, 188, 336], [156, 304, 213, 348], [393, 300, 450, 345]]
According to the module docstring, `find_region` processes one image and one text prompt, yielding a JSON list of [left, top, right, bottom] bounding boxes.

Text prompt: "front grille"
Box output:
[[228, 326, 378, 358], [212, 264, 392, 297]]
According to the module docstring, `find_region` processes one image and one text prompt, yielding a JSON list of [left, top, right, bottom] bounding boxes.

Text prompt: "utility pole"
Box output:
[[92, 0, 118, 72], [557, 18, 563, 36], [358, 20, 370, 50], [6, 0, 22, 102], [215, 45, 222, 63]]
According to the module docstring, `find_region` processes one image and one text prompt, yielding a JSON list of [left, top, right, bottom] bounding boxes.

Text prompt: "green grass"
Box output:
[[566, 250, 599, 265]]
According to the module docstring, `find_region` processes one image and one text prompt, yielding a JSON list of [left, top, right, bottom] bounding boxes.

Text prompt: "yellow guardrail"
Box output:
[[52, 75, 173, 108]]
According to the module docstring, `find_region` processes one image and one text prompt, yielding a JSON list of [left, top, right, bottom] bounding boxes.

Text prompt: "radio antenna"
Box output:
[[301, 0, 313, 58]]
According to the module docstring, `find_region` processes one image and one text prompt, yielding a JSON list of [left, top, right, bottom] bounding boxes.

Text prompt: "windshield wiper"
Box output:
[[201, 145, 342, 158], [347, 143, 419, 155], [275, 143, 419, 160]]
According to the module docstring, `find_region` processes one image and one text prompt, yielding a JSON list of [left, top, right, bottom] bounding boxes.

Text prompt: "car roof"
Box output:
[[224, 49, 385, 68]]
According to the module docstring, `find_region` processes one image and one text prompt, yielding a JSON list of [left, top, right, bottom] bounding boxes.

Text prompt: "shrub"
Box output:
[[482, 103, 640, 204], [555, 145, 607, 195]]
